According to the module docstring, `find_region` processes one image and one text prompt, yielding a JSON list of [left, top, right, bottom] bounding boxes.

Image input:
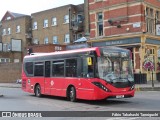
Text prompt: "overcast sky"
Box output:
[[0, 0, 84, 20]]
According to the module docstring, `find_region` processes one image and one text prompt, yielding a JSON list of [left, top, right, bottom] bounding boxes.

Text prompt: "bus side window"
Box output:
[[34, 62, 44, 76], [65, 59, 77, 77], [25, 62, 33, 76], [52, 60, 64, 77]]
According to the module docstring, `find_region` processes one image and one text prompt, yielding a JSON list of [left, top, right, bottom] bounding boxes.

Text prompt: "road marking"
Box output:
[[106, 117, 141, 120]]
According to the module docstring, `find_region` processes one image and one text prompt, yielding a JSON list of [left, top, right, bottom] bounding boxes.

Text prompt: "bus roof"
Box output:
[[24, 47, 101, 59]]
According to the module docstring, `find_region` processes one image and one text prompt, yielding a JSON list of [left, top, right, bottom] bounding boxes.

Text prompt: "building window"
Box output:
[[156, 11, 160, 35], [16, 25, 20, 33], [43, 19, 48, 28], [6, 16, 11, 20], [64, 34, 70, 43], [33, 21, 37, 30], [2, 29, 6, 35], [44, 37, 49, 44], [97, 12, 103, 36], [33, 39, 39, 44], [52, 17, 57, 26], [64, 15, 69, 23], [0, 58, 10, 63], [77, 14, 83, 23], [146, 7, 155, 34], [53, 36, 58, 44], [7, 28, 11, 35]]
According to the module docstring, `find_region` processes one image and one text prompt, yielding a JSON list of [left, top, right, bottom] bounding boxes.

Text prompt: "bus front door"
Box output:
[[44, 61, 51, 95]]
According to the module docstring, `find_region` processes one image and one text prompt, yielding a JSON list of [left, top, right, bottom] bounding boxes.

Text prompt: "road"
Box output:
[[0, 87, 160, 120]]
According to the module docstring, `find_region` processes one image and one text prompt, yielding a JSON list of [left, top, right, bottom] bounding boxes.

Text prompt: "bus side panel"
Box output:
[[75, 78, 96, 100], [50, 77, 67, 97]]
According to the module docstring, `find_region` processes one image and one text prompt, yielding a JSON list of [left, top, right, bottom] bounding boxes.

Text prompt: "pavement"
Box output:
[[0, 81, 160, 91]]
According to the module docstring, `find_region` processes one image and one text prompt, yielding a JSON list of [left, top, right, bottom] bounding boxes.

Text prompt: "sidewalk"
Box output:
[[0, 83, 21, 88], [135, 82, 160, 91], [0, 82, 160, 91]]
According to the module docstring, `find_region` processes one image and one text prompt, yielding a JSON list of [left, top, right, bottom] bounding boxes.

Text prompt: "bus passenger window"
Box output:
[[34, 62, 44, 76], [65, 59, 77, 77], [25, 62, 33, 75], [52, 60, 64, 77]]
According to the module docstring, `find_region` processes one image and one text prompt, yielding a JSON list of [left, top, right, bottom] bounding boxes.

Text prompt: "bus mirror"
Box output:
[[87, 57, 92, 65]]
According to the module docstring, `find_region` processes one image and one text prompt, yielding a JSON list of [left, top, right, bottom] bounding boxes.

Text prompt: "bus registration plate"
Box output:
[[116, 95, 124, 98]]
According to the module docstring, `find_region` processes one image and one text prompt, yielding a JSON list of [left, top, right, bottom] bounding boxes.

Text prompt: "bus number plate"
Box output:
[[116, 95, 124, 98]]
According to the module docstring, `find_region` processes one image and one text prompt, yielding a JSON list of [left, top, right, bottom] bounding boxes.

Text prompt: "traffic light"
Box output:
[[27, 48, 33, 55]]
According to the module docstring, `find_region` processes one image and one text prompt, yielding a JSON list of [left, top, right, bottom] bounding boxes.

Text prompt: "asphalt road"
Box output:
[[0, 87, 160, 120]]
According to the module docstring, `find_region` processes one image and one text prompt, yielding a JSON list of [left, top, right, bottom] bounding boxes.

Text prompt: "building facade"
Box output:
[[0, 11, 31, 63], [86, 0, 160, 82], [31, 4, 85, 46]]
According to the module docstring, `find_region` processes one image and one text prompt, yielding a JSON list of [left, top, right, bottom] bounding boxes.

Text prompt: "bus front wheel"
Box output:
[[69, 86, 76, 102], [35, 84, 41, 97]]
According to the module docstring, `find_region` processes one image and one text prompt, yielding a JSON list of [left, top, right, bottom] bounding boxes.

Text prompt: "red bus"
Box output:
[[22, 46, 135, 101]]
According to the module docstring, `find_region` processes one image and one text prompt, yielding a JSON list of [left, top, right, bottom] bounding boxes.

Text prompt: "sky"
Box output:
[[0, 0, 84, 20]]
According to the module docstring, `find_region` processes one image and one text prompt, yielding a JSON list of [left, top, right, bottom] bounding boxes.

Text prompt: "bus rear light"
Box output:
[[92, 82, 111, 92]]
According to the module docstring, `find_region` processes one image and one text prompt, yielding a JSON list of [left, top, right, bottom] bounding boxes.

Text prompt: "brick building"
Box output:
[[31, 4, 85, 46], [85, 0, 160, 82], [0, 11, 31, 63]]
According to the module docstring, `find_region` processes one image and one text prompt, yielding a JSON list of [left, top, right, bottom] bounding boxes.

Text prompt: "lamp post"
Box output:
[[152, 70, 154, 88]]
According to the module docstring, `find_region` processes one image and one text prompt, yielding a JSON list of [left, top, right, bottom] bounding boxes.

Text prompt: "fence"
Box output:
[[0, 63, 22, 83], [134, 73, 147, 84]]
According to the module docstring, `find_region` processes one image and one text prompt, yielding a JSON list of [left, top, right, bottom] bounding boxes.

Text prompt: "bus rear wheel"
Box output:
[[69, 86, 76, 102], [35, 84, 41, 97]]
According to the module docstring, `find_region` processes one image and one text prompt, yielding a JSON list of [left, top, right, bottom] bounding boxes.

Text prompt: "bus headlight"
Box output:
[[130, 85, 135, 91], [92, 82, 111, 92]]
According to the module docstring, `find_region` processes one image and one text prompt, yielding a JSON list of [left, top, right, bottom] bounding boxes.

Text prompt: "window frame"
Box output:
[[97, 12, 103, 36], [2, 29, 6, 35], [53, 36, 58, 44], [52, 17, 57, 26], [33, 21, 38, 30], [7, 28, 11, 35], [64, 15, 69, 23], [16, 25, 21, 33], [64, 34, 70, 43], [44, 37, 49, 44], [43, 19, 48, 28]]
